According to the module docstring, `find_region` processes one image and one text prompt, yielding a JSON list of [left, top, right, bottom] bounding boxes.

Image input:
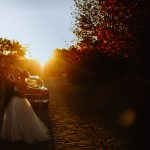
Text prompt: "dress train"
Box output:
[[1, 96, 50, 143]]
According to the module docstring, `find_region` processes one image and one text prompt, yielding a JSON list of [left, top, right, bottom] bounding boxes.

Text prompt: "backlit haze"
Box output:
[[0, 0, 76, 66]]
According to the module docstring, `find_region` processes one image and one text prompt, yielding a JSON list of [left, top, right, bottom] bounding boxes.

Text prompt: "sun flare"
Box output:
[[37, 51, 54, 67], [26, 50, 54, 68], [37, 58, 48, 68]]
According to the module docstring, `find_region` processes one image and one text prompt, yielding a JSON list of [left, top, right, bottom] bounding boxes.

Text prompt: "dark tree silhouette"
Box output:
[[73, 0, 150, 58], [72, 0, 150, 81]]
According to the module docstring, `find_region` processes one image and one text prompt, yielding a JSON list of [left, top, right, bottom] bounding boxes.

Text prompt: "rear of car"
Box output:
[[25, 76, 49, 108]]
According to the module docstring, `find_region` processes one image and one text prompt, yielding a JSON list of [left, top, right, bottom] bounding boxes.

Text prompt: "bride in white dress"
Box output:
[[1, 70, 50, 143]]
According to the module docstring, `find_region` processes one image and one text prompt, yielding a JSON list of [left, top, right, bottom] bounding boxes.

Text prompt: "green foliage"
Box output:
[[0, 38, 26, 56], [0, 38, 27, 77]]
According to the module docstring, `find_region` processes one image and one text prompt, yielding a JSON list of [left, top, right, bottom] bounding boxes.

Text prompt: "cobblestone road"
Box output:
[[47, 80, 141, 150], [48, 82, 99, 150]]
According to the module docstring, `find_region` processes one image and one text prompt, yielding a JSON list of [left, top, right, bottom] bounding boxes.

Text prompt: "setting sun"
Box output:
[[0, 0, 75, 70], [28, 50, 54, 68]]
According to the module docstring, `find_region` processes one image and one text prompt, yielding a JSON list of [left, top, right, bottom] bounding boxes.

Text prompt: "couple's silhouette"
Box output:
[[1, 68, 50, 143]]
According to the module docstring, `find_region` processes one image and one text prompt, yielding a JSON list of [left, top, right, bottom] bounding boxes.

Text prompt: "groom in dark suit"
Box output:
[[4, 67, 22, 107]]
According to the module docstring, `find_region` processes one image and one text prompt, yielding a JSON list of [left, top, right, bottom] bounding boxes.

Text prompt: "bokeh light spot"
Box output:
[[118, 109, 136, 127]]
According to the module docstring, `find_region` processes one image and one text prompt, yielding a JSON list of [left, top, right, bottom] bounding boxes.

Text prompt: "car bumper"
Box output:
[[27, 99, 49, 108], [28, 99, 49, 103]]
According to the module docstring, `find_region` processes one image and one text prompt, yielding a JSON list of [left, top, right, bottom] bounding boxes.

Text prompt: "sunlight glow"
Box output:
[[0, 0, 75, 68], [33, 50, 54, 68]]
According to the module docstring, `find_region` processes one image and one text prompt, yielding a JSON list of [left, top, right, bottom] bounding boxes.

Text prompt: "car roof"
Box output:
[[29, 76, 41, 79], [28, 76, 43, 81]]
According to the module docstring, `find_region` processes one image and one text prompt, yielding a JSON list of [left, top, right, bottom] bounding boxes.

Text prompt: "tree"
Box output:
[[0, 38, 27, 99], [0, 38, 27, 75], [72, 0, 150, 59], [0, 38, 27, 81], [0, 38, 26, 56], [72, 0, 150, 81]]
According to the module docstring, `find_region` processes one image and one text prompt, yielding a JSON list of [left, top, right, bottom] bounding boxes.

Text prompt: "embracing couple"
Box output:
[[1, 68, 50, 143]]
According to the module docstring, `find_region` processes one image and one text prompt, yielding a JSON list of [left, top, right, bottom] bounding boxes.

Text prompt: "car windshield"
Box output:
[[26, 77, 43, 88]]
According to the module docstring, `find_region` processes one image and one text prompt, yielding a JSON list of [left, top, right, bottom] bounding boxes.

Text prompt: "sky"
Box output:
[[0, 0, 76, 65]]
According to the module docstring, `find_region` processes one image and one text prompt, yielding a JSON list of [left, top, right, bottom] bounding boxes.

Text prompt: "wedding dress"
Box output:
[[1, 86, 50, 143]]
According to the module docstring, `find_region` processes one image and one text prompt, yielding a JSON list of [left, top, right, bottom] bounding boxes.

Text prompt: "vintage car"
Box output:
[[25, 76, 49, 107]]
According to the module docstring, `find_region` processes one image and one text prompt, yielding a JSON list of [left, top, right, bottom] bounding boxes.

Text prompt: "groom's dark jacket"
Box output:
[[4, 78, 15, 107]]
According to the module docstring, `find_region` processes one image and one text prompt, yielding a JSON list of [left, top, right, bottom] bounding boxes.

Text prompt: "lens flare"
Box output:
[[118, 109, 136, 127], [26, 50, 54, 68]]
